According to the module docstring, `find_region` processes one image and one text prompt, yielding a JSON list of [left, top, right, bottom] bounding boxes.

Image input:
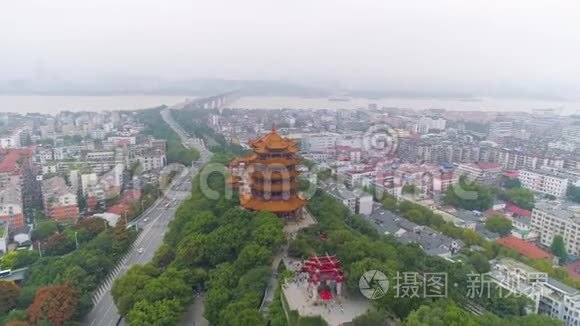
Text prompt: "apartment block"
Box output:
[[490, 258, 580, 326], [519, 169, 569, 198], [42, 176, 79, 223], [302, 133, 339, 152], [497, 148, 565, 170], [455, 162, 503, 185], [531, 202, 580, 256], [324, 182, 373, 216], [0, 184, 25, 228]]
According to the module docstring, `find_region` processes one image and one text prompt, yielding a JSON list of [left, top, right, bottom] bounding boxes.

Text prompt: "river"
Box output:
[[230, 96, 579, 114], [0, 95, 578, 115], [0, 95, 195, 114]]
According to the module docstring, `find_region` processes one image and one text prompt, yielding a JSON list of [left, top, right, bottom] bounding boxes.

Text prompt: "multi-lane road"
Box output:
[[83, 167, 197, 326], [83, 106, 212, 326]]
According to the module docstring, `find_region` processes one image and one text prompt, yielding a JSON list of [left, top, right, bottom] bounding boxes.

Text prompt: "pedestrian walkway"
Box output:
[[282, 280, 370, 326]]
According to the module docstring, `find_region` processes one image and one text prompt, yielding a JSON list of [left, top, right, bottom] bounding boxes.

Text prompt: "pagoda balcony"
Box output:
[[251, 170, 300, 180], [240, 193, 306, 213], [251, 157, 301, 166], [251, 181, 298, 192]]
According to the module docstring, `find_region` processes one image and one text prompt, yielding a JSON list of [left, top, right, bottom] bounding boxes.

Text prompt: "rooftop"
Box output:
[[503, 171, 519, 179], [367, 202, 463, 255], [534, 201, 579, 222], [520, 168, 569, 180], [497, 235, 552, 260], [249, 126, 299, 153], [471, 162, 502, 170], [505, 203, 532, 218], [566, 260, 580, 281], [42, 176, 74, 198], [0, 148, 32, 174], [513, 215, 531, 226]]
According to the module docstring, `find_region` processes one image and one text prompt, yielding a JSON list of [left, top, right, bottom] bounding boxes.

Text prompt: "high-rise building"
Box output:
[[42, 176, 79, 223], [531, 202, 580, 256], [519, 169, 569, 198], [301, 133, 339, 152], [455, 162, 503, 185], [488, 120, 513, 140]]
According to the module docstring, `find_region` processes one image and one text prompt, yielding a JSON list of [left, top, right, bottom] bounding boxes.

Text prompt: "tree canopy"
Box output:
[[0, 280, 21, 314], [500, 187, 535, 210], [27, 283, 79, 326], [443, 176, 495, 211], [550, 235, 568, 264], [485, 215, 513, 236]]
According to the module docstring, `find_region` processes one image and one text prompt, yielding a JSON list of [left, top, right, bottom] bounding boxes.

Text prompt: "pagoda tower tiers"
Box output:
[[228, 125, 306, 218]]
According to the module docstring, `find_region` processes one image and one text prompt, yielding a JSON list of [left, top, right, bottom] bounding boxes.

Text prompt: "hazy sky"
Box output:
[[2, 0, 580, 96]]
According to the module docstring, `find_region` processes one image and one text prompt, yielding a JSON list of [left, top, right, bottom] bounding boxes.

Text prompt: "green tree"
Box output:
[[204, 286, 232, 324], [485, 215, 513, 236], [405, 209, 427, 224], [550, 235, 568, 264], [288, 238, 312, 258], [382, 197, 397, 211], [152, 244, 175, 269], [443, 176, 495, 211], [234, 243, 272, 272], [503, 178, 522, 189], [402, 184, 417, 195], [469, 252, 491, 273], [127, 298, 183, 326], [12, 250, 40, 269], [140, 268, 192, 306], [568, 185, 580, 204], [501, 188, 535, 210], [405, 305, 478, 326], [231, 309, 264, 326], [352, 310, 391, 326], [44, 232, 76, 256], [111, 264, 161, 316], [32, 220, 58, 241]]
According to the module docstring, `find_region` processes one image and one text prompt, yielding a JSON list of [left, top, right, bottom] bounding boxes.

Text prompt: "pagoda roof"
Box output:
[[249, 126, 299, 153], [240, 194, 306, 213]]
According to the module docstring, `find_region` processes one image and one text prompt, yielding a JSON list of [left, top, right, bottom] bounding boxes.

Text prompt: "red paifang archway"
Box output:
[[302, 254, 346, 284]]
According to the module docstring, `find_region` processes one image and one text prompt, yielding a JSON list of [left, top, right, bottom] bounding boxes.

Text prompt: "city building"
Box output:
[[418, 116, 446, 133], [136, 149, 166, 171], [0, 222, 7, 253], [367, 202, 462, 256], [548, 141, 577, 153], [0, 128, 29, 148], [531, 202, 580, 256], [497, 148, 565, 170], [301, 133, 339, 152], [488, 120, 513, 140], [490, 258, 580, 326], [324, 182, 373, 216], [0, 184, 25, 228], [0, 148, 40, 222], [497, 235, 552, 260], [342, 167, 375, 188], [228, 126, 307, 218], [519, 169, 569, 198], [455, 162, 503, 185], [42, 176, 79, 223]]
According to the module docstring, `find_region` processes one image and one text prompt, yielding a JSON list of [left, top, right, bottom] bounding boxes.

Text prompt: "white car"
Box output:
[[138, 248, 144, 254]]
